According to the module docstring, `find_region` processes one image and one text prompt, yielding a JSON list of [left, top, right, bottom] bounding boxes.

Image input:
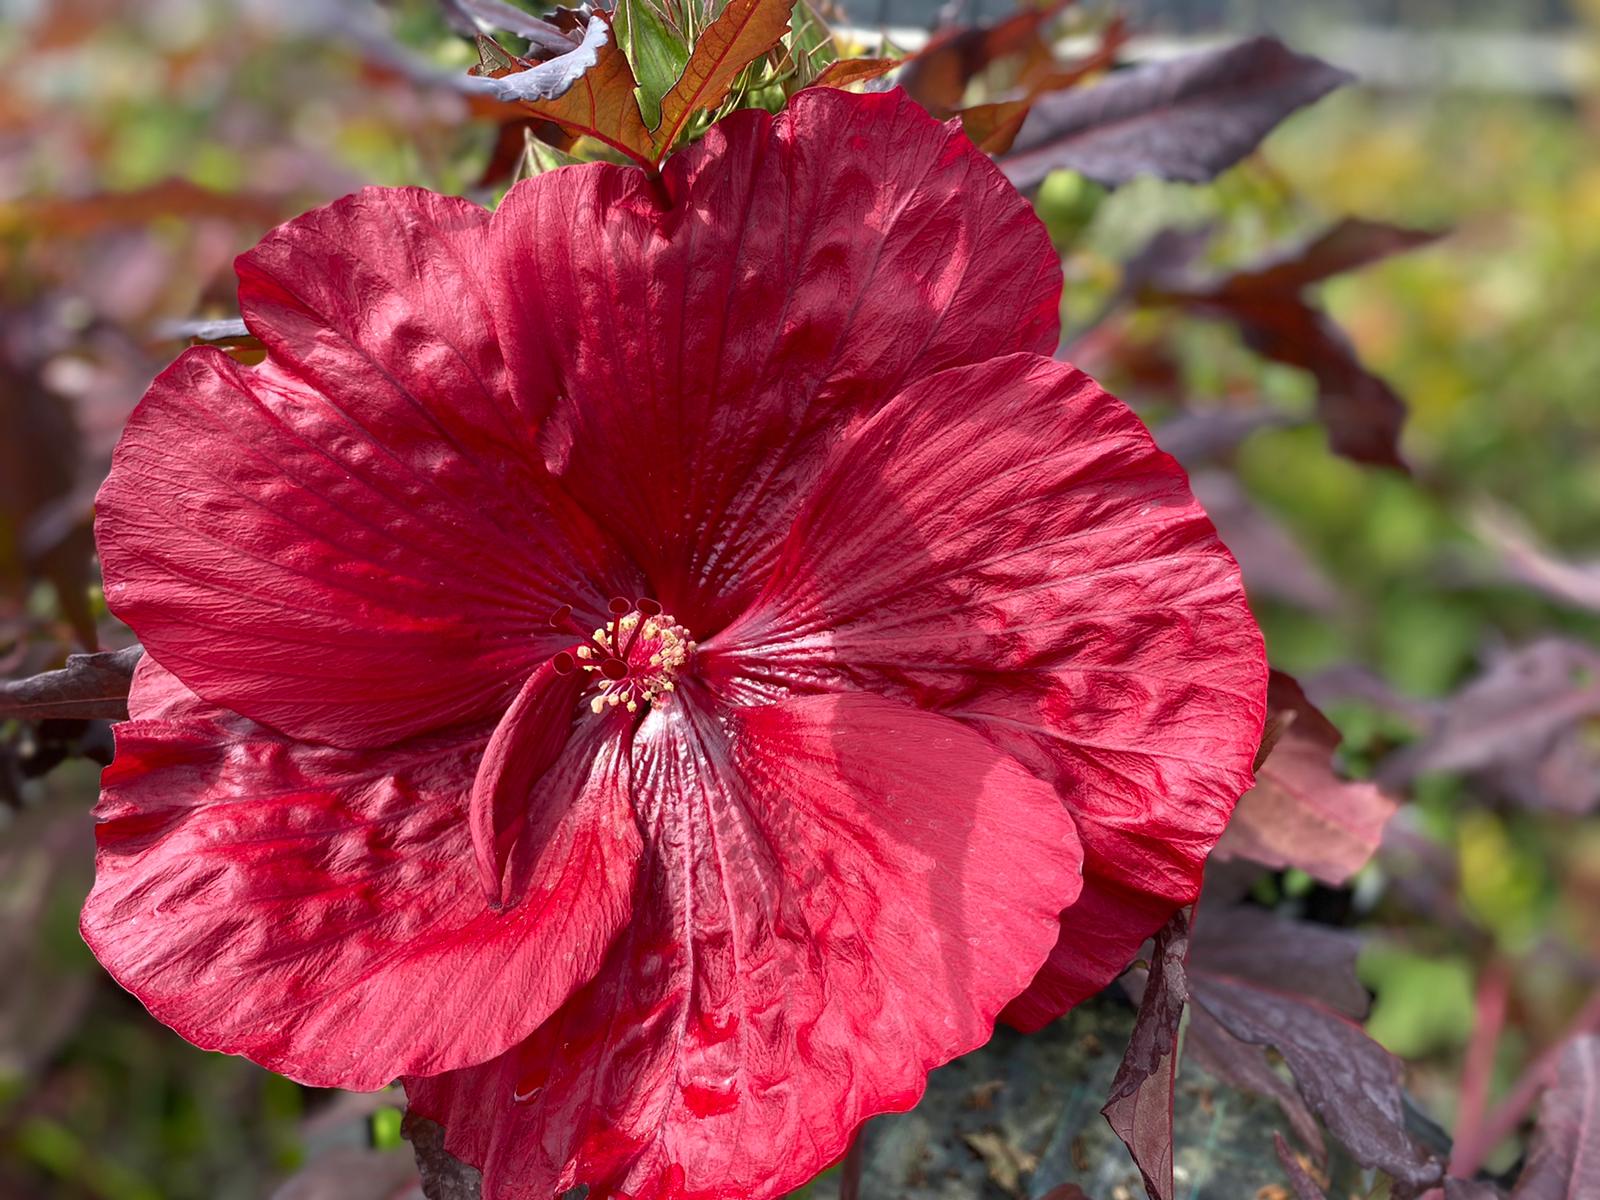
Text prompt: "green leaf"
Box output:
[[1358, 943, 1474, 1058], [616, 0, 691, 128]]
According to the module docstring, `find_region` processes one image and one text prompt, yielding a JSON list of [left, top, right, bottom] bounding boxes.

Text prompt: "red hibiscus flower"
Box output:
[[84, 88, 1266, 1199]]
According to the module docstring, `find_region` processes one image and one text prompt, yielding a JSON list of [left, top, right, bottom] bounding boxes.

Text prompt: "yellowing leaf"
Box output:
[[652, 0, 791, 160]]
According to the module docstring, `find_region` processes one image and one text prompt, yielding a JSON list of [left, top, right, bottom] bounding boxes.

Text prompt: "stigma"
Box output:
[[549, 597, 695, 715]]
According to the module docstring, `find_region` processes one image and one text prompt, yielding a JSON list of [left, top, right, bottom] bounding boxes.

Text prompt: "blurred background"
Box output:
[[2, 0, 1598, 1197]]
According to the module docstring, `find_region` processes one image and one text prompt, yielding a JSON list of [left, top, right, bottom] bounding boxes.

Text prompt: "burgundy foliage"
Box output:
[[1102, 910, 1190, 1200], [1136, 218, 1439, 469], [1001, 36, 1352, 189], [1187, 906, 1443, 1194], [1514, 1036, 1599, 1200], [0, 645, 142, 721]]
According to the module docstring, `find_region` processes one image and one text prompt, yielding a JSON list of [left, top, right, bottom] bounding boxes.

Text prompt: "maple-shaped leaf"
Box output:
[[472, 16, 655, 166], [651, 0, 792, 160], [1215, 671, 1398, 885]]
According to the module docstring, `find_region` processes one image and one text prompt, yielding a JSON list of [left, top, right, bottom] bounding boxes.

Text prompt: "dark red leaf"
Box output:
[[1186, 1006, 1325, 1161], [1190, 905, 1368, 1021], [899, 0, 1071, 115], [1274, 1132, 1329, 1200], [1215, 671, 1398, 885], [1512, 1035, 1599, 1200], [1377, 639, 1600, 789], [1136, 218, 1437, 469], [0, 646, 143, 721], [1187, 974, 1441, 1191], [1210, 297, 1407, 469], [1002, 36, 1351, 189], [1226, 218, 1440, 295], [1102, 909, 1189, 1200]]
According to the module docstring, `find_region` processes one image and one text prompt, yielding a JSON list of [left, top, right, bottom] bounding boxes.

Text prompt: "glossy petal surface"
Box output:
[[714, 353, 1266, 1027], [487, 86, 1062, 631], [407, 690, 1082, 1200], [80, 657, 642, 1089], [97, 187, 638, 748]]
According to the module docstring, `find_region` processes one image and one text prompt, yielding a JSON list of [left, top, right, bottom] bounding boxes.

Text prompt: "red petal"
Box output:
[[406, 690, 1082, 1200], [470, 658, 585, 905], [486, 88, 1061, 632], [712, 353, 1267, 1029], [97, 187, 639, 748], [80, 657, 642, 1090]]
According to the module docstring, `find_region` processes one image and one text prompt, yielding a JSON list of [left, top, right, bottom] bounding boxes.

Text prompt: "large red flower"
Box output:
[[85, 88, 1265, 1199]]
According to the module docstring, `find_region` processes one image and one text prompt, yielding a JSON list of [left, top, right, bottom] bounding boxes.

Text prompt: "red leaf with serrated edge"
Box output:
[[812, 57, 900, 89], [651, 0, 791, 160]]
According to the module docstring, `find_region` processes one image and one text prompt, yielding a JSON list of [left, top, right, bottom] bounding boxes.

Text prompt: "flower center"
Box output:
[[550, 597, 695, 715]]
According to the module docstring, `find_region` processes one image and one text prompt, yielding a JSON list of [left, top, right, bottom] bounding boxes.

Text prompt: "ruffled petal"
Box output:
[[470, 657, 586, 905], [97, 187, 639, 749], [486, 87, 1061, 632], [406, 689, 1082, 1200], [80, 657, 642, 1090], [711, 353, 1267, 1028]]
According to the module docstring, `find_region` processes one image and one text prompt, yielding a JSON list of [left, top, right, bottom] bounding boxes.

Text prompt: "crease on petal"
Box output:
[[470, 658, 586, 905]]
